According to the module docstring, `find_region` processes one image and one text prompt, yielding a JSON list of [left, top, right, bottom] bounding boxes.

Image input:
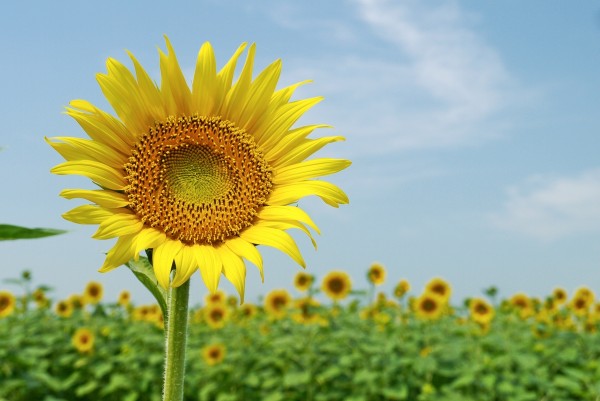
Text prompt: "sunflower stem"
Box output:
[[162, 279, 190, 401]]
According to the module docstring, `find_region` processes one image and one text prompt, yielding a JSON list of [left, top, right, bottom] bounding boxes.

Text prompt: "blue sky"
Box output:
[[1, 0, 600, 306]]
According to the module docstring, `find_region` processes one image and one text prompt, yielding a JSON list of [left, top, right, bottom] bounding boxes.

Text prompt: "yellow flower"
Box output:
[[291, 297, 322, 325], [55, 300, 73, 318], [367, 263, 386, 286], [293, 271, 314, 292], [509, 293, 533, 318], [321, 271, 352, 301], [552, 287, 568, 305], [117, 290, 131, 307], [0, 291, 16, 318], [33, 288, 49, 308], [204, 289, 226, 305], [425, 277, 451, 301], [238, 303, 258, 319], [72, 328, 95, 353], [469, 298, 494, 325], [83, 281, 103, 305], [48, 38, 350, 302], [202, 343, 226, 366], [414, 293, 444, 320], [68, 294, 84, 310], [203, 303, 230, 329], [393, 279, 410, 298], [264, 289, 292, 318]]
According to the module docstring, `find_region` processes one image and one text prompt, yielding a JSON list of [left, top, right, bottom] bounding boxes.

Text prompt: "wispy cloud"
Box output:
[[490, 169, 600, 240], [270, 0, 517, 154]]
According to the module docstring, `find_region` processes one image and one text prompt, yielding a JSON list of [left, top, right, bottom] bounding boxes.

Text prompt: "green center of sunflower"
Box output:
[[125, 115, 273, 245]]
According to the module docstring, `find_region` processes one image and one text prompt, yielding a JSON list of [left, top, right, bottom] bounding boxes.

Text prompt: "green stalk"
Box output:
[[162, 279, 190, 401]]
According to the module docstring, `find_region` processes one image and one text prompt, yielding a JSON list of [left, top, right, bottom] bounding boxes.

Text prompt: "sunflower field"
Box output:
[[2, 264, 600, 401]]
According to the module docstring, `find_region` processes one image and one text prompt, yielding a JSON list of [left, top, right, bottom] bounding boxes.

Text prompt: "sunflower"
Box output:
[[264, 289, 292, 318], [367, 263, 386, 286], [83, 281, 103, 305], [202, 343, 226, 366], [321, 271, 352, 301], [425, 277, 451, 301], [204, 289, 226, 305], [72, 328, 95, 353], [203, 303, 230, 329], [509, 293, 533, 318], [55, 300, 73, 318], [414, 293, 444, 320], [48, 38, 350, 302], [393, 279, 410, 299], [291, 297, 323, 325], [469, 298, 494, 325], [552, 287, 568, 305], [238, 302, 258, 319], [569, 293, 591, 317], [118, 290, 131, 307], [68, 294, 84, 310], [33, 288, 49, 308], [0, 291, 16, 318], [293, 271, 314, 292]]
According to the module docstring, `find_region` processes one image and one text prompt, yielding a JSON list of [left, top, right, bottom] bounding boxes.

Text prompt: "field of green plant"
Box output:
[[2, 266, 600, 401]]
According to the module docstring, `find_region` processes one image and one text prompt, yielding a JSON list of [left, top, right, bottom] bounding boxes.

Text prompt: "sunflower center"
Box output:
[[125, 115, 273, 245]]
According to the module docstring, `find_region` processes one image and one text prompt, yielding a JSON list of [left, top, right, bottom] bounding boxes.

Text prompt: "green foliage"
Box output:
[[1, 300, 600, 401], [0, 224, 66, 241], [125, 255, 167, 319]]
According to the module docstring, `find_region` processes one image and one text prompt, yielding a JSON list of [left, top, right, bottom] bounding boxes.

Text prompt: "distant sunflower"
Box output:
[[83, 281, 103, 305], [292, 297, 323, 325], [72, 328, 95, 353], [238, 302, 258, 319], [203, 303, 230, 329], [202, 343, 226, 366], [469, 298, 494, 325], [0, 291, 16, 318], [414, 293, 444, 320], [509, 293, 533, 318], [321, 271, 352, 301], [293, 271, 314, 292], [48, 37, 350, 301], [570, 293, 591, 316], [574, 287, 595, 304], [552, 288, 568, 305], [367, 263, 386, 286], [264, 289, 291, 318], [204, 290, 226, 305], [55, 300, 73, 318], [33, 288, 49, 308], [118, 290, 131, 307], [393, 279, 410, 299], [425, 278, 451, 301], [69, 294, 85, 310]]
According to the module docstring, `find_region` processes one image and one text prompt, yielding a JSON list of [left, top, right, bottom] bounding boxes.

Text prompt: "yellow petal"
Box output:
[[191, 42, 217, 115], [264, 125, 332, 162], [153, 240, 182, 288], [269, 135, 344, 168], [217, 245, 246, 303], [171, 245, 198, 287], [132, 228, 167, 257], [195, 245, 222, 293], [62, 205, 113, 225], [268, 181, 349, 208], [240, 224, 305, 268], [60, 189, 129, 209], [92, 213, 143, 240], [215, 43, 248, 110], [238, 59, 282, 131], [99, 234, 137, 272], [224, 237, 264, 282], [159, 36, 192, 116], [273, 158, 351, 184], [258, 205, 320, 234], [127, 50, 165, 120], [51, 160, 126, 190], [45, 136, 126, 168]]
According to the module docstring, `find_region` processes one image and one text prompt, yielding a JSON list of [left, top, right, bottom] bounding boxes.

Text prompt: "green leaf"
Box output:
[[75, 381, 99, 397], [0, 224, 66, 241], [126, 256, 167, 319]]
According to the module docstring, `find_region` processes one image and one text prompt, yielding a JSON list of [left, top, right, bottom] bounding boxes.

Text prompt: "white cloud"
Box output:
[[490, 169, 600, 240]]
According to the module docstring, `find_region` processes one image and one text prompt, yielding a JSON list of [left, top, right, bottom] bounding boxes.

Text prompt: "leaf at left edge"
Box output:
[[125, 256, 168, 320]]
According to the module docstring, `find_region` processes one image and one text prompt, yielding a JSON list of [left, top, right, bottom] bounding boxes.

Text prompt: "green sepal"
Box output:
[[0, 224, 66, 241], [125, 255, 168, 319]]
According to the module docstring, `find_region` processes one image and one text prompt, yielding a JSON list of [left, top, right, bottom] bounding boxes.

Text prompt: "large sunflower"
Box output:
[[48, 38, 350, 301]]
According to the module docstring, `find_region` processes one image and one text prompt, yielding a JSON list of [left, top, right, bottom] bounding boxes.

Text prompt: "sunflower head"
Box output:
[[321, 271, 352, 301], [202, 343, 226, 366], [83, 281, 103, 305], [55, 300, 73, 318], [552, 287, 568, 304], [293, 271, 314, 292], [367, 263, 386, 286], [425, 277, 451, 301], [291, 297, 323, 325], [33, 288, 49, 308], [264, 289, 291, 318], [204, 290, 226, 305], [0, 291, 16, 318], [68, 294, 84, 310], [469, 298, 494, 325], [72, 328, 95, 353], [393, 279, 410, 299], [414, 293, 444, 320], [118, 290, 131, 307], [48, 37, 350, 302], [203, 303, 230, 329]]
